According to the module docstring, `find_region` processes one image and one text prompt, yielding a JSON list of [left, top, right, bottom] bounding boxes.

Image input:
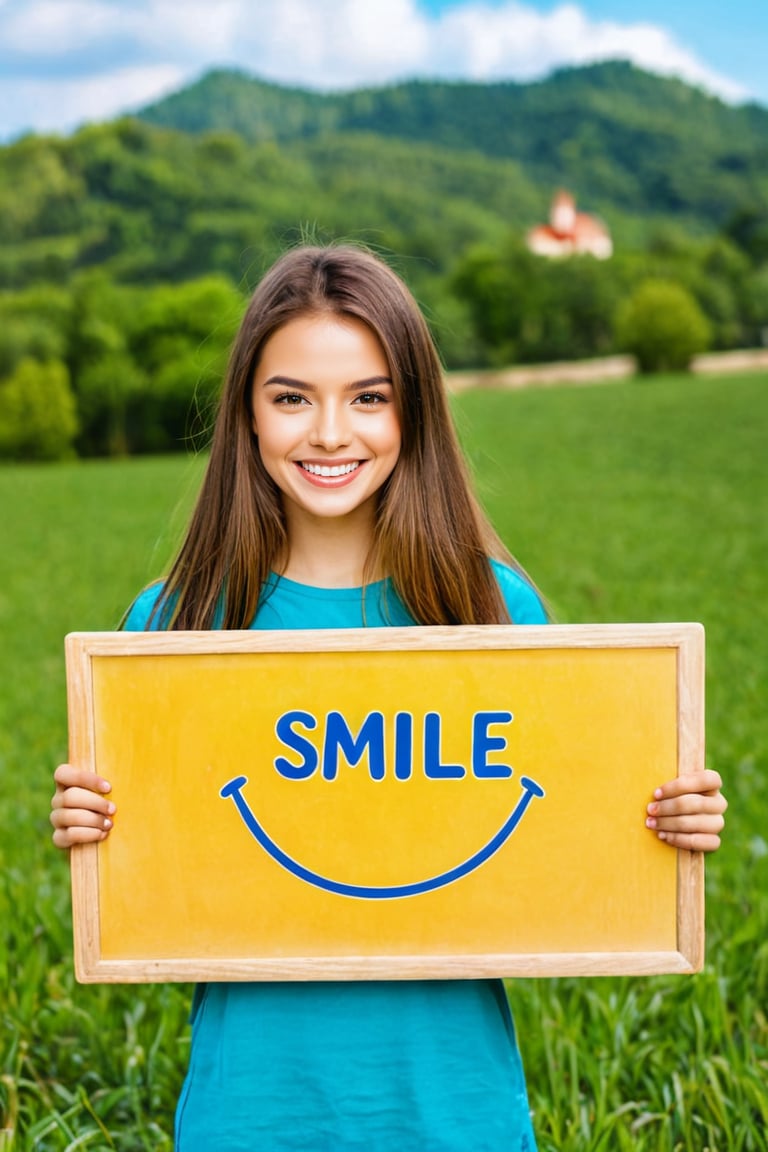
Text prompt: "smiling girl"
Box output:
[[51, 244, 726, 1150]]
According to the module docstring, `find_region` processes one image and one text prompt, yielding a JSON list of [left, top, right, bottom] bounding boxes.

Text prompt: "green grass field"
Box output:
[[1, 371, 766, 1150]]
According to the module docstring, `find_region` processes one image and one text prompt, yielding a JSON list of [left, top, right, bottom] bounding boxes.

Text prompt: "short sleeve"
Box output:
[[490, 560, 547, 624]]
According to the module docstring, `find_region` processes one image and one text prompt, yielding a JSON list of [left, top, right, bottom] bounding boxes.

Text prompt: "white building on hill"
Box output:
[[527, 190, 613, 259]]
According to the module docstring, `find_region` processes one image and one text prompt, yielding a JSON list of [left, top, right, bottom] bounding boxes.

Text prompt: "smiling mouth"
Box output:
[[220, 773, 545, 900], [300, 461, 360, 478]]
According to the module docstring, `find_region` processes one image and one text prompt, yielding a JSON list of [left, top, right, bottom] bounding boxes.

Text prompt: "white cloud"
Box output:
[[428, 2, 748, 100], [0, 0, 751, 139], [2, 0, 244, 62], [524, 3, 747, 100], [137, 0, 244, 59], [225, 0, 431, 88], [3, 1, 125, 56], [1, 64, 184, 137]]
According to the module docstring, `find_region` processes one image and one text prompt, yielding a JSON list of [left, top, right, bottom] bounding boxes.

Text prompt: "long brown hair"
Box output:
[[156, 243, 532, 629]]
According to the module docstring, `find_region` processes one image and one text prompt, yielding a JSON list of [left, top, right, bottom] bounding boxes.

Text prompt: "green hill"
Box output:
[[137, 62, 768, 224]]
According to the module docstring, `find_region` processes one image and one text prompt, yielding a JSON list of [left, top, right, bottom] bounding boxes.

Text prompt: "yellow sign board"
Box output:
[[65, 623, 705, 983]]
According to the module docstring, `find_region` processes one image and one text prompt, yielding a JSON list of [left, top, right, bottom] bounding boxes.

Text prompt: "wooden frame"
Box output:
[[66, 622, 705, 983]]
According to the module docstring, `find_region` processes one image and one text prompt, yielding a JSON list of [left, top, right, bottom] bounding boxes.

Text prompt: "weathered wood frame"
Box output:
[[66, 622, 705, 983]]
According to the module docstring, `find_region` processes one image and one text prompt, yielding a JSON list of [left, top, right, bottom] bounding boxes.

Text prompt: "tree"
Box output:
[[0, 358, 78, 460], [615, 279, 711, 373], [745, 264, 768, 347], [76, 352, 145, 456], [451, 240, 543, 366]]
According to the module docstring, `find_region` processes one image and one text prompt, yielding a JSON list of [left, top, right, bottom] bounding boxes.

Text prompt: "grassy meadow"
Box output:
[[1, 369, 766, 1150]]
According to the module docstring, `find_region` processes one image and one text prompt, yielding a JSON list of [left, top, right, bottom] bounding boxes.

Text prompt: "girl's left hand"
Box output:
[[646, 769, 726, 852]]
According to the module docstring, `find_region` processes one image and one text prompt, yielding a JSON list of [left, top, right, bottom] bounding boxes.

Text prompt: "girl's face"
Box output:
[[251, 314, 401, 528]]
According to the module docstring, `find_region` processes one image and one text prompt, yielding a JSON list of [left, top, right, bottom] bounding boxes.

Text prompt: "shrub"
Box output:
[[615, 278, 711, 373], [0, 357, 78, 460]]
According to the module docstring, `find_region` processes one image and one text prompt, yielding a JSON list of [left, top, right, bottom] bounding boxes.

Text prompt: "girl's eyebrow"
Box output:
[[262, 375, 393, 391]]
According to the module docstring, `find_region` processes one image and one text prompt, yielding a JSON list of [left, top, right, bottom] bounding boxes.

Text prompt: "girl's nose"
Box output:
[[308, 402, 351, 450]]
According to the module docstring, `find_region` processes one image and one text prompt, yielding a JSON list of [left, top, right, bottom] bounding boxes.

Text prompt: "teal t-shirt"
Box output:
[[124, 564, 545, 1151]]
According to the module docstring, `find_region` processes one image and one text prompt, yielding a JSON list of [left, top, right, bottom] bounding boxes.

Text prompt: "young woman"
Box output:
[[52, 244, 726, 1150]]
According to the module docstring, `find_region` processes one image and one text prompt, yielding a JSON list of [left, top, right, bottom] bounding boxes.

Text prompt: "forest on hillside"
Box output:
[[138, 61, 768, 228], [2, 62, 768, 459]]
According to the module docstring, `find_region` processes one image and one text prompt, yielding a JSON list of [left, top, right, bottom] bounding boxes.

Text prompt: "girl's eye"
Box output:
[[354, 391, 387, 406], [275, 393, 307, 406]]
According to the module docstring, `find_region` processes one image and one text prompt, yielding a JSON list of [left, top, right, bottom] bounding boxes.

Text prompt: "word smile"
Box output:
[[220, 709, 546, 899], [273, 708, 520, 780]]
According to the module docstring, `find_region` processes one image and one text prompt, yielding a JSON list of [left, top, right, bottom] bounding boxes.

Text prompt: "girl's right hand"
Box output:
[[50, 765, 116, 849]]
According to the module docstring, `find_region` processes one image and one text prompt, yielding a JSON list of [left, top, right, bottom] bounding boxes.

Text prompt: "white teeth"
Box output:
[[302, 462, 359, 477]]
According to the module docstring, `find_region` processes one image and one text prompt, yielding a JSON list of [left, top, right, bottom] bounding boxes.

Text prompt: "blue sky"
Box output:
[[1, 0, 766, 142]]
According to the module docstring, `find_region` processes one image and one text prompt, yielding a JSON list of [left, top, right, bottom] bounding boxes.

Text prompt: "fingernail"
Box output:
[[647, 802, 658, 816], [103, 817, 112, 830], [106, 802, 116, 815], [646, 817, 656, 829], [654, 788, 663, 800], [657, 831, 667, 841]]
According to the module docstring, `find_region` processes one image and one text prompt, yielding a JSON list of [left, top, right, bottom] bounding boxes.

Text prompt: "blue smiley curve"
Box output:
[[219, 774, 545, 900]]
